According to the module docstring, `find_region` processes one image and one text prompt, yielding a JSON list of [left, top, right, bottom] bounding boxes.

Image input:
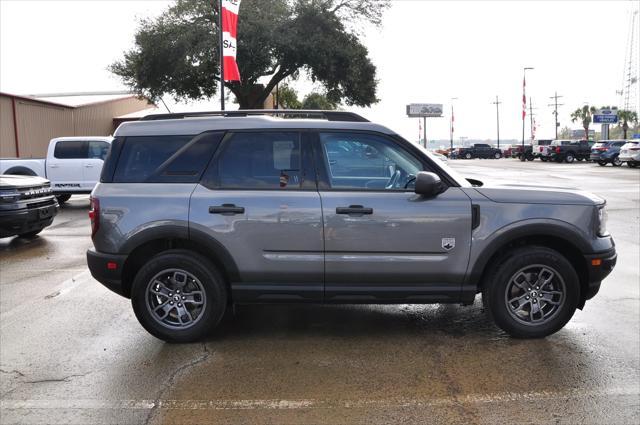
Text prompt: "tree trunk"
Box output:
[[584, 125, 589, 141], [229, 84, 269, 109], [623, 121, 628, 139]]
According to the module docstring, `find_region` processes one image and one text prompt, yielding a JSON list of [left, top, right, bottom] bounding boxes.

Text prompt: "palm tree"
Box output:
[[617, 109, 638, 139], [570, 105, 596, 140]]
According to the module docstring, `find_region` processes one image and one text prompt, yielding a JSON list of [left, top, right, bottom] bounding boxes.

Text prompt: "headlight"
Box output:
[[0, 189, 20, 203], [597, 205, 608, 237]]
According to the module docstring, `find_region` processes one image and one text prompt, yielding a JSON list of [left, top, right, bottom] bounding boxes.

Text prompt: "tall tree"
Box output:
[[110, 0, 389, 109], [617, 109, 638, 139], [570, 105, 596, 140]]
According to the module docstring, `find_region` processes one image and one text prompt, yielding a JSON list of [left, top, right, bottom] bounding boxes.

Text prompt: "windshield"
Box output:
[[415, 144, 471, 187]]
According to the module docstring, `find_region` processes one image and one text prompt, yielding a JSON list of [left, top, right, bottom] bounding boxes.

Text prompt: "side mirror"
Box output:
[[414, 172, 446, 197]]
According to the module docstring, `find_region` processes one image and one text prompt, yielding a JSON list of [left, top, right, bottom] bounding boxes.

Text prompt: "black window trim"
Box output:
[[53, 140, 88, 160], [199, 129, 317, 192], [310, 129, 460, 193]]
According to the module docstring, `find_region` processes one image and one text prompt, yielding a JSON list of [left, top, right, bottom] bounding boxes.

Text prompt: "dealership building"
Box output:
[[0, 91, 155, 158]]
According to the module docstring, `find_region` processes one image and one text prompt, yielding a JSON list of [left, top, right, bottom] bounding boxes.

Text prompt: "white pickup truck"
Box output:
[[0, 137, 112, 203]]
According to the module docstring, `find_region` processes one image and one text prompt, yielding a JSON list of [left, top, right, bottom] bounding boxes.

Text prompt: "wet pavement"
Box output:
[[0, 160, 638, 424]]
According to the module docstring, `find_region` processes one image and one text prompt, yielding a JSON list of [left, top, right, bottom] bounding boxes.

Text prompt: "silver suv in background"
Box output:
[[619, 140, 640, 167], [87, 110, 617, 342]]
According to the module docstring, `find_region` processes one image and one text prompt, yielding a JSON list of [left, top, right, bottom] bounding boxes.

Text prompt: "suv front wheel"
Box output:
[[131, 250, 227, 342], [482, 246, 579, 338]]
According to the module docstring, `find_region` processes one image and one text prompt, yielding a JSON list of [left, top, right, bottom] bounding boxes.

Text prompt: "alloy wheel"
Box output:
[[504, 264, 566, 326], [145, 269, 207, 329]]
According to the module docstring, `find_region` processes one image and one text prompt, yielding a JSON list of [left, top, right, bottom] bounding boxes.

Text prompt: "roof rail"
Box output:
[[140, 109, 369, 122]]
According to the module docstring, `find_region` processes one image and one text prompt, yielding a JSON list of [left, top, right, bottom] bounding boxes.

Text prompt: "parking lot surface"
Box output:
[[1, 160, 638, 424]]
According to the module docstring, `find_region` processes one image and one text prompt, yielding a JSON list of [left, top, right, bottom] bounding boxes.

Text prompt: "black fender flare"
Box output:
[[119, 222, 241, 283], [465, 220, 592, 290], [4, 166, 37, 176]]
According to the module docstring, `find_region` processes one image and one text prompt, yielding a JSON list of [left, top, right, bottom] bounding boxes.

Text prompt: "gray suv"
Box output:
[[86, 110, 617, 342]]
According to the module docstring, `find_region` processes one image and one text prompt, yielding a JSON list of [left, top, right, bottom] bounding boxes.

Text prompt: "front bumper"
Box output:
[[0, 203, 58, 238], [87, 249, 129, 298], [582, 247, 617, 300]]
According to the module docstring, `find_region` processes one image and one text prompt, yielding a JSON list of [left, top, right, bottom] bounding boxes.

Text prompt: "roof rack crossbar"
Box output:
[[140, 109, 369, 122]]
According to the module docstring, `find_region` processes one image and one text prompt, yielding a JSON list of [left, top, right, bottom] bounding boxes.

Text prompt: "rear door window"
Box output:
[[54, 141, 88, 159], [211, 132, 301, 190], [87, 141, 110, 160]]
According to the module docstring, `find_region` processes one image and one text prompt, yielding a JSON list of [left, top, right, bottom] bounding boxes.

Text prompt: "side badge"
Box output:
[[442, 238, 455, 251]]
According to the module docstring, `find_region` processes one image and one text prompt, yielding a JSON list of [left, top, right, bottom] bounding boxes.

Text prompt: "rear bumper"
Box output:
[[582, 247, 617, 300], [86, 249, 129, 298]]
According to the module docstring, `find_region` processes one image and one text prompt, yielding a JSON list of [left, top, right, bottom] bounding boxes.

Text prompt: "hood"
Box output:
[[0, 174, 50, 189], [474, 183, 605, 206]]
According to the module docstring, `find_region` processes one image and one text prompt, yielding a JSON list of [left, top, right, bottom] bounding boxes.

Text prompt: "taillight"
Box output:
[[89, 196, 100, 237], [597, 147, 608, 151], [555, 147, 561, 153], [539, 147, 543, 152]]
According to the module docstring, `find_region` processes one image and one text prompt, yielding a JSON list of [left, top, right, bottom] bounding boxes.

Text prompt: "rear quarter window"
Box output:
[[112, 132, 224, 183]]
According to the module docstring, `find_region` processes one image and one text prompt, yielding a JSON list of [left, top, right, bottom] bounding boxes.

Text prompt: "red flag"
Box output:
[[522, 78, 526, 120], [451, 106, 455, 134], [221, 0, 241, 81]]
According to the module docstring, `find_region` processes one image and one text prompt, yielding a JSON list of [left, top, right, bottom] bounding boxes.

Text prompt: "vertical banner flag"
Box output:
[[451, 106, 455, 135], [522, 77, 526, 120], [221, 0, 241, 81]]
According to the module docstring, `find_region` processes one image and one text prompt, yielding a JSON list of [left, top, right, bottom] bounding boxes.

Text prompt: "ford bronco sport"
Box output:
[[87, 110, 616, 342]]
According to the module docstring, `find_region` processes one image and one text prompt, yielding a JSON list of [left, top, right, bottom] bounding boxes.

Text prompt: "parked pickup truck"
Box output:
[[0, 175, 58, 238], [532, 139, 553, 161], [455, 144, 502, 159], [548, 139, 593, 163], [0, 137, 112, 203], [511, 144, 534, 161]]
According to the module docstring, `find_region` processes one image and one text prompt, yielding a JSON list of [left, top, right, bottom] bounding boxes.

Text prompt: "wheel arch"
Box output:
[[119, 227, 239, 300], [468, 224, 591, 309], [4, 166, 37, 176]]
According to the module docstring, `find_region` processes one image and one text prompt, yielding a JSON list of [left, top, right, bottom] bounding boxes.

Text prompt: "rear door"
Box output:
[[189, 131, 324, 302], [47, 140, 86, 192], [83, 140, 110, 190], [314, 131, 472, 303]]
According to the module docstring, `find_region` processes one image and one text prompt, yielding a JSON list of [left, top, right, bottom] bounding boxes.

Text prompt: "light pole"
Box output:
[[450, 97, 458, 151], [521, 67, 534, 161], [491, 96, 501, 149]]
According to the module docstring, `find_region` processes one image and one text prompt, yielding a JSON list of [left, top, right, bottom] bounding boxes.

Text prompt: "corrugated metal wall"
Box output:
[[0, 96, 17, 157], [0, 95, 151, 158], [15, 100, 75, 158]]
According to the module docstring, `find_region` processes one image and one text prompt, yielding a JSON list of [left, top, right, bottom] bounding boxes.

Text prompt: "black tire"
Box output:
[[131, 249, 228, 343], [465, 153, 472, 159], [565, 153, 575, 163], [597, 161, 607, 166], [576, 157, 584, 162], [494, 152, 502, 159], [629, 162, 638, 168], [482, 246, 579, 338], [540, 157, 548, 162], [18, 229, 43, 238], [612, 155, 622, 167], [55, 194, 71, 204]]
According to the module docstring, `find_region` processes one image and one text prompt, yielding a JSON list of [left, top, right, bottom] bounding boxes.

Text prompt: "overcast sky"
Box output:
[[1, 0, 639, 144]]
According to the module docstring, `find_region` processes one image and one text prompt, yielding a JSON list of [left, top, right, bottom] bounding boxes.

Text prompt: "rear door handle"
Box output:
[[84, 164, 94, 168], [209, 204, 245, 215], [336, 205, 373, 215]]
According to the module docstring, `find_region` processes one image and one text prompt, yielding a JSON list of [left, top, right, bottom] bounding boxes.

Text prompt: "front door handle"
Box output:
[[84, 164, 94, 168], [336, 205, 373, 215], [209, 204, 245, 215]]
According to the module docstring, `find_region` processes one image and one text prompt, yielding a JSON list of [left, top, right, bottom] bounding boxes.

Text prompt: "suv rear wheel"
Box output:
[[565, 153, 575, 163], [482, 246, 579, 338], [131, 250, 227, 342], [612, 155, 622, 167]]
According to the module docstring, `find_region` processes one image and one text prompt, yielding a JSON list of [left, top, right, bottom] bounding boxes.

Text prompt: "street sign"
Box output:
[[406, 103, 443, 117], [593, 108, 618, 124]]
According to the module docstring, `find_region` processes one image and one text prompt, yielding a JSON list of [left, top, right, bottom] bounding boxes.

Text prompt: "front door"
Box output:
[[189, 131, 324, 302], [314, 131, 472, 303]]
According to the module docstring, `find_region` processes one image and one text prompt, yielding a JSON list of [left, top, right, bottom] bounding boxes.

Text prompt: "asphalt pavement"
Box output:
[[0, 160, 638, 424]]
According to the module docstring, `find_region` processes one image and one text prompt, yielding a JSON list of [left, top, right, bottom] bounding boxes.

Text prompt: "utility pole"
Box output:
[[521, 67, 534, 161], [491, 96, 501, 149], [548, 92, 564, 139], [529, 97, 535, 141], [423, 116, 427, 148], [450, 97, 457, 151]]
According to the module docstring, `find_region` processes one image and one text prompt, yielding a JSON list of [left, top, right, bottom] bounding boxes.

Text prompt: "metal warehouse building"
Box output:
[[0, 92, 155, 158]]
